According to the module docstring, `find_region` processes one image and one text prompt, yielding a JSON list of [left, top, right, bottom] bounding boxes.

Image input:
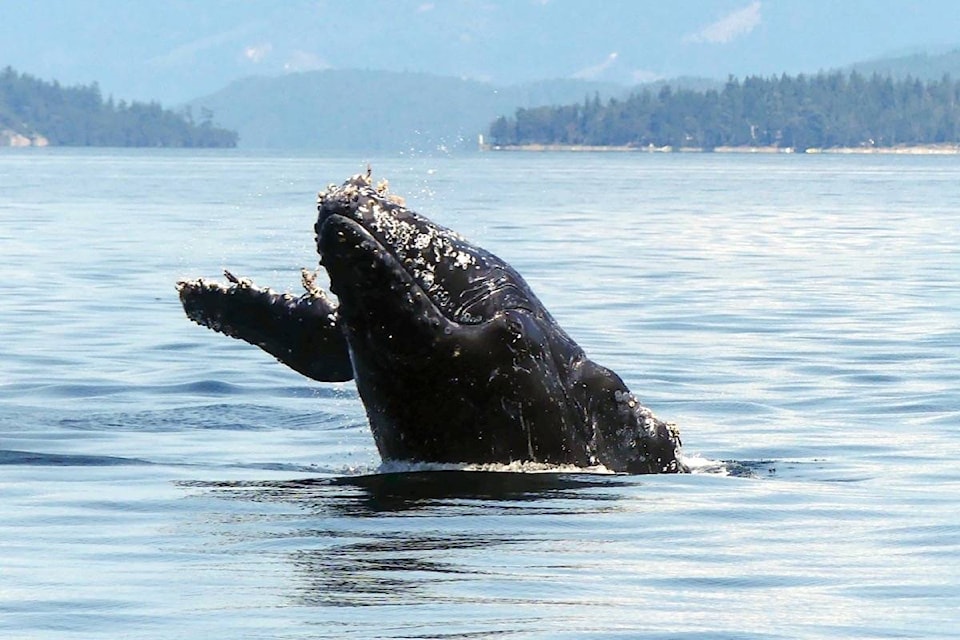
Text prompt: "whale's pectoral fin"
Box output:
[[569, 359, 686, 474], [176, 270, 354, 382]]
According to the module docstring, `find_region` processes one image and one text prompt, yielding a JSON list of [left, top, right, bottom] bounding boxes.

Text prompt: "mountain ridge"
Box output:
[[189, 48, 960, 151], [847, 48, 960, 81], [6, 47, 960, 151], [187, 69, 632, 151]]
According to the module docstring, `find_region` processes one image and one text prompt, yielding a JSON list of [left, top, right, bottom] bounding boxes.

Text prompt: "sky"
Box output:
[[2, 0, 959, 104]]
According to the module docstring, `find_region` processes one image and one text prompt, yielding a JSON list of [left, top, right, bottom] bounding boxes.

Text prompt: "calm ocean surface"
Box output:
[[1, 149, 958, 639]]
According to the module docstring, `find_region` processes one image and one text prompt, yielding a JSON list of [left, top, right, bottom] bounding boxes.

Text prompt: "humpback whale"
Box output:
[[177, 171, 687, 474]]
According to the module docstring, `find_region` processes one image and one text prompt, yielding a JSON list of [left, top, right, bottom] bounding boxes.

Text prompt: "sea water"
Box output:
[[1, 149, 958, 638]]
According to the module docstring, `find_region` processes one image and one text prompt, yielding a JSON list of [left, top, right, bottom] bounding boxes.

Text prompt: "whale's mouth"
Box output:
[[316, 211, 429, 296], [315, 173, 535, 326]]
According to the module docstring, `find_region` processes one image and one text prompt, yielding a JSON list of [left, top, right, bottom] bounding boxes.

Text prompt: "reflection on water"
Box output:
[[186, 471, 631, 608], [188, 469, 629, 511]]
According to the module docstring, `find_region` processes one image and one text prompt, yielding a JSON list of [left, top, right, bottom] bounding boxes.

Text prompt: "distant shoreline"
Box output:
[[479, 142, 960, 155]]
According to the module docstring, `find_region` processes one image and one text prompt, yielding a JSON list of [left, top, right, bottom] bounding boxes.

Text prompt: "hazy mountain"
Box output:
[[847, 48, 960, 81], [188, 70, 630, 151], [188, 46, 960, 152]]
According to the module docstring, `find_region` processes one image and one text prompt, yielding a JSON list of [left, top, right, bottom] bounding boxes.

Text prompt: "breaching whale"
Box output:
[[177, 171, 687, 474]]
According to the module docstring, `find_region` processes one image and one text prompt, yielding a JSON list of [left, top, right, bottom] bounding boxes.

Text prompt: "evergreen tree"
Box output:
[[0, 66, 238, 147], [488, 71, 960, 151]]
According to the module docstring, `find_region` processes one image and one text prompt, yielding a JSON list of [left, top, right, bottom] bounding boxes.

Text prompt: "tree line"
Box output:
[[488, 72, 960, 151], [0, 66, 237, 147]]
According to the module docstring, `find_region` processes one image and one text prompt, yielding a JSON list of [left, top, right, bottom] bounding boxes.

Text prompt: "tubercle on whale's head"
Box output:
[[314, 170, 539, 327]]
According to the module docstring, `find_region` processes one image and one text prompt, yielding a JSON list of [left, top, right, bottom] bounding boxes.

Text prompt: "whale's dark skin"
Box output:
[[177, 172, 687, 474]]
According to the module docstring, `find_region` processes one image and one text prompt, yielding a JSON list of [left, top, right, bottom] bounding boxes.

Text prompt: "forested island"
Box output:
[[487, 72, 960, 152], [0, 67, 237, 147]]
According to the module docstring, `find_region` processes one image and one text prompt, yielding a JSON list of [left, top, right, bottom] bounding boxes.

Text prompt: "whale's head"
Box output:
[[314, 172, 541, 343]]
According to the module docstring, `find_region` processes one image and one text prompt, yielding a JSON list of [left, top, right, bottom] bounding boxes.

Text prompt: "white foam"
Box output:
[[680, 452, 730, 475], [376, 459, 616, 475]]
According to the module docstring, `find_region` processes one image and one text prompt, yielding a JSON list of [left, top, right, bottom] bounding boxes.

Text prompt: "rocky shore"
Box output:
[[0, 129, 50, 147]]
